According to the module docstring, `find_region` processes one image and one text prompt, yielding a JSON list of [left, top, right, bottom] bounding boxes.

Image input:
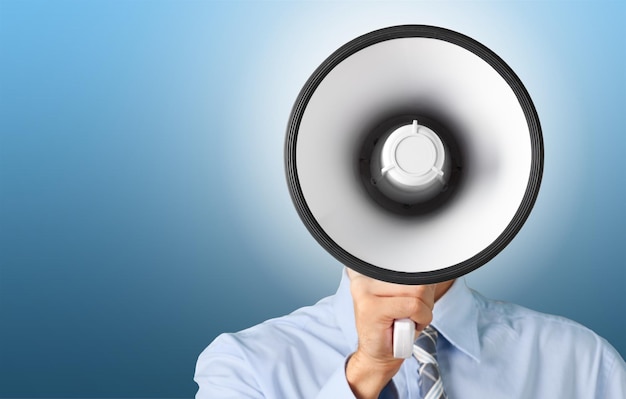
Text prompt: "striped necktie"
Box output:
[[413, 326, 447, 399]]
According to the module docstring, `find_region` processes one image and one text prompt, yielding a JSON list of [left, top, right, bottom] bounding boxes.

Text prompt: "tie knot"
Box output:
[[413, 325, 439, 364]]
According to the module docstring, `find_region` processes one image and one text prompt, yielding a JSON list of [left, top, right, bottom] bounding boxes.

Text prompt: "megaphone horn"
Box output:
[[285, 25, 543, 358]]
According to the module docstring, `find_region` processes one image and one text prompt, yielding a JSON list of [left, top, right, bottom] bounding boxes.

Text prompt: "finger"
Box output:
[[355, 295, 434, 326], [351, 275, 436, 300]]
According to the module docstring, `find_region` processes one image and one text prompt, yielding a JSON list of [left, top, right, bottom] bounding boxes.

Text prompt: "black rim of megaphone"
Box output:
[[285, 25, 544, 285]]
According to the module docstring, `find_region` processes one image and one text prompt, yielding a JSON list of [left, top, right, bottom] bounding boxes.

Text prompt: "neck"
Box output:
[[434, 279, 455, 302]]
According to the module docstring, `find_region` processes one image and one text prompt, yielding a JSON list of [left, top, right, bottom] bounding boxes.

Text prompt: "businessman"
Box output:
[[195, 268, 626, 398]]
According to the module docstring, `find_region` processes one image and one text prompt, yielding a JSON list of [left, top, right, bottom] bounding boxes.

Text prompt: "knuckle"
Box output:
[[402, 298, 421, 315], [401, 298, 433, 325]]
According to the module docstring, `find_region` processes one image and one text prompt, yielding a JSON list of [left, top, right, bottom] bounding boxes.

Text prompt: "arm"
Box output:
[[600, 343, 626, 399], [195, 334, 393, 399], [194, 336, 264, 399], [345, 269, 437, 399]]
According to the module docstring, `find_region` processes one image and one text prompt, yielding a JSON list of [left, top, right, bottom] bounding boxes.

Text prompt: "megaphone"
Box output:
[[285, 25, 543, 358]]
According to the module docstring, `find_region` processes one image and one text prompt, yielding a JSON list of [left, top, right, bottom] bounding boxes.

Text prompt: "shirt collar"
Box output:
[[333, 268, 481, 362], [431, 278, 481, 362]]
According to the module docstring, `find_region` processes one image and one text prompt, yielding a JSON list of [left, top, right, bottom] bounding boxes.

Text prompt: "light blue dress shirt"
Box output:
[[195, 270, 626, 398]]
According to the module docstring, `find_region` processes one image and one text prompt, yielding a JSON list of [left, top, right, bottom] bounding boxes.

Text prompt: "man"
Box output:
[[194, 268, 626, 398]]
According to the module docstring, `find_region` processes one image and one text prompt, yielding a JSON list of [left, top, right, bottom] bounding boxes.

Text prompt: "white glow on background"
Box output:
[[220, 2, 625, 355], [223, 3, 509, 295], [224, 2, 583, 291], [1, 1, 622, 395]]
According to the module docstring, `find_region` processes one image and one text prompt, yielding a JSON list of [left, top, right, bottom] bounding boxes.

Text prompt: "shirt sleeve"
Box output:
[[601, 345, 626, 399], [195, 338, 400, 399], [315, 356, 399, 399], [314, 362, 360, 398], [194, 336, 264, 399]]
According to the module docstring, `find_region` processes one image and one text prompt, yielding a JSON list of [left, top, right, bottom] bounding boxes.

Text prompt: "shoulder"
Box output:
[[194, 294, 351, 397], [471, 289, 625, 388], [203, 294, 343, 359], [471, 289, 610, 349]]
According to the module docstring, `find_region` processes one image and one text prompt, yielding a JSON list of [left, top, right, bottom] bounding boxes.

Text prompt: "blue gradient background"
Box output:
[[0, 0, 624, 397]]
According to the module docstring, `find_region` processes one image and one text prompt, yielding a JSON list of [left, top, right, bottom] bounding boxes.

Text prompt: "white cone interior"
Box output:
[[296, 37, 532, 273]]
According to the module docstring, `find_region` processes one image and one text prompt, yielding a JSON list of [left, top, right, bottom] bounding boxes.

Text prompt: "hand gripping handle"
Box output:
[[392, 318, 415, 358]]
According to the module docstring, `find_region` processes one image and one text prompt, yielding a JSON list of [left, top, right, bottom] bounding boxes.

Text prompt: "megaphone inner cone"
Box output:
[[373, 119, 450, 203]]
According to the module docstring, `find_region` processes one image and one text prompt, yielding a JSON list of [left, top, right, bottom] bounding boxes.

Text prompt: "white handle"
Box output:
[[393, 318, 415, 358]]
